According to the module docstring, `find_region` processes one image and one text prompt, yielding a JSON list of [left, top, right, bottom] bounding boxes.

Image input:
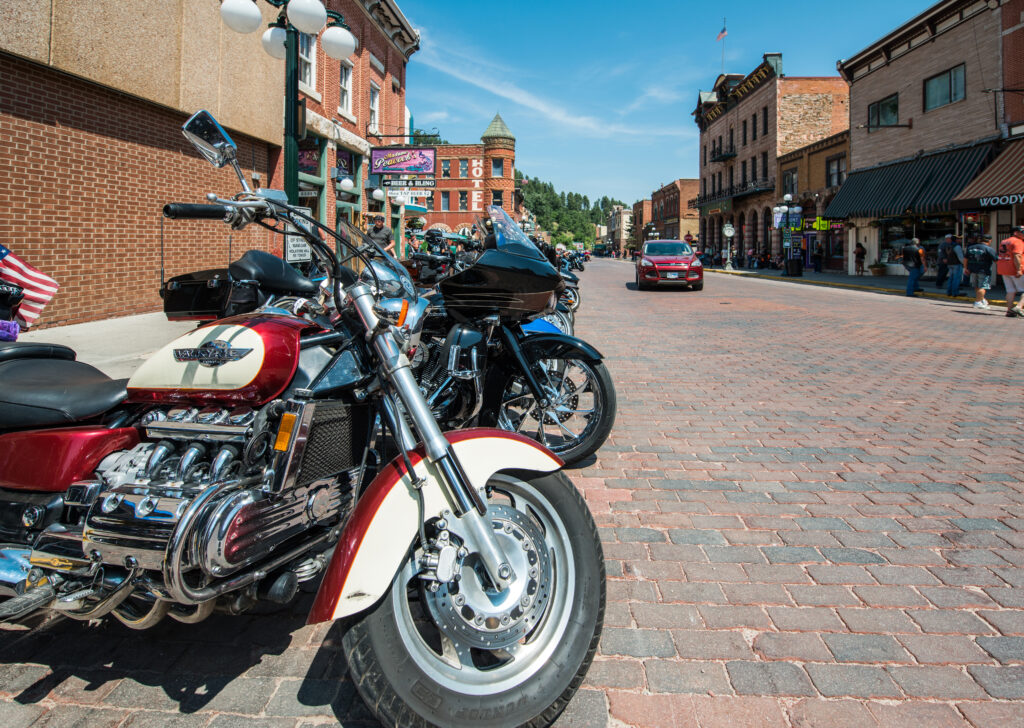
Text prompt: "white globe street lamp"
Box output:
[[339, 177, 355, 192], [372, 188, 385, 202], [260, 26, 288, 59], [322, 24, 357, 60], [286, 0, 327, 34], [221, 0, 263, 34]]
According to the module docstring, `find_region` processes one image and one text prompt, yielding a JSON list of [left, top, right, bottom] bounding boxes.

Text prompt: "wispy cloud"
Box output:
[[416, 110, 450, 124], [412, 27, 689, 139], [620, 86, 684, 115]]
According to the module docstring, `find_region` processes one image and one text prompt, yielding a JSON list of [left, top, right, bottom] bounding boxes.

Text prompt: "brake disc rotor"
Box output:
[[424, 504, 552, 650]]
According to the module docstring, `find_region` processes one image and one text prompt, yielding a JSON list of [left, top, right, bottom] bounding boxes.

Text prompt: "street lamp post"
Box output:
[[772, 193, 803, 274], [220, 0, 357, 206]]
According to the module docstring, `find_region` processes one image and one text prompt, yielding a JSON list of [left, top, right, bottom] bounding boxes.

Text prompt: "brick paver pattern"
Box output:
[[2, 260, 1023, 727]]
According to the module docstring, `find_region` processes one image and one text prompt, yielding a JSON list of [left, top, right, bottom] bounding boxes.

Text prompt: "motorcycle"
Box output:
[[405, 223, 615, 466], [0, 111, 605, 728], [559, 267, 581, 312]]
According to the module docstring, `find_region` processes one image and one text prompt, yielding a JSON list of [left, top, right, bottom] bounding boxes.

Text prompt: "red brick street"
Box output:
[[2, 260, 1023, 727]]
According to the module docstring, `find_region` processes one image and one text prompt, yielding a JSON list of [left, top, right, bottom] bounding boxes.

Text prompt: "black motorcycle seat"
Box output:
[[0, 342, 76, 363], [0, 359, 127, 429], [229, 250, 318, 297]]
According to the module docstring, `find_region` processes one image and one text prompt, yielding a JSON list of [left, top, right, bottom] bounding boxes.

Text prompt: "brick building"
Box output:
[[606, 205, 632, 256], [650, 179, 700, 242], [775, 130, 850, 269], [691, 54, 848, 260], [420, 114, 516, 235], [0, 0, 417, 327], [827, 0, 1003, 274], [632, 199, 652, 248]]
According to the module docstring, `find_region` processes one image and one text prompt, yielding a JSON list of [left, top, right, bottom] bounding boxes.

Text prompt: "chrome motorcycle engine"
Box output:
[[79, 400, 364, 579]]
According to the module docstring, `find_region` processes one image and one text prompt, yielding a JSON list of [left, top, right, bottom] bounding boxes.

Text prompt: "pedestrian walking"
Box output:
[[946, 234, 966, 297], [903, 237, 926, 297], [997, 226, 1024, 317], [746, 246, 755, 269], [935, 234, 953, 289], [812, 242, 824, 273], [966, 233, 997, 309], [854, 242, 866, 275], [367, 214, 395, 255]]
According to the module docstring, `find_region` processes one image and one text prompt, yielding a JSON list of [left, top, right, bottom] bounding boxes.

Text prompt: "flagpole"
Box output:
[[721, 17, 726, 74]]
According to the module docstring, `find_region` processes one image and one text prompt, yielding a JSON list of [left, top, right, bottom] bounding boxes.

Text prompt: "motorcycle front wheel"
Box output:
[[497, 356, 616, 465], [560, 287, 580, 312], [342, 471, 605, 728]]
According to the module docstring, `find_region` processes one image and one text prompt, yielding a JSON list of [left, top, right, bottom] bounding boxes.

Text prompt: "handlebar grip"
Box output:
[[163, 203, 232, 220]]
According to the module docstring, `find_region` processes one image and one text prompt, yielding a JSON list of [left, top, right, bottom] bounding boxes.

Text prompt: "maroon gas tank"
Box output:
[[126, 313, 320, 406]]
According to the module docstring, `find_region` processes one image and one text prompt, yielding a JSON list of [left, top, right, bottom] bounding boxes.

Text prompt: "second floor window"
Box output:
[[492, 158, 503, 177], [742, 120, 747, 146], [751, 156, 757, 181], [741, 160, 747, 185], [492, 190, 503, 207], [924, 64, 966, 112], [782, 168, 798, 196], [762, 106, 768, 136], [339, 62, 352, 116], [369, 83, 380, 134], [299, 33, 316, 90], [440, 191, 450, 211], [459, 159, 469, 178], [702, 144, 706, 166], [728, 167, 734, 188], [459, 191, 468, 210], [751, 113, 758, 141], [868, 93, 899, 131], [826, 155, 847, 187], [761, 152, 768, 180], [442, 160, 451, 178]]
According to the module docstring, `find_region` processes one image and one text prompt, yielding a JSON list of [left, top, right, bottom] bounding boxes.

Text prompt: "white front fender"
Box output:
[[308, 429, 562, 623]]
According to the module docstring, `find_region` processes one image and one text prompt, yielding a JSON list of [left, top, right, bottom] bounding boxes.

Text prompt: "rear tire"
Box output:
[[342, 471, 605, 728]]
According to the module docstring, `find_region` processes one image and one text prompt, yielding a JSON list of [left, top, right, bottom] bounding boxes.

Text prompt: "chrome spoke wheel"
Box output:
[[388, 475, 574, 695]]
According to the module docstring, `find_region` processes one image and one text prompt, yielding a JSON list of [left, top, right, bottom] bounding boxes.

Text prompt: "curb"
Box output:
[[704, 268, 1007, 307]]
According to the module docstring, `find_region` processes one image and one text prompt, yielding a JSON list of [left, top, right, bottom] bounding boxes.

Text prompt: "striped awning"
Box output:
[[952, 139, 1024, 209], [824, 142, 994, 219]]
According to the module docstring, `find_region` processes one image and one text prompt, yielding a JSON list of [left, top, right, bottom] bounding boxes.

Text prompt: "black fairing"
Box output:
[[438, 248, 563, 321], [229, 250, 319, 296]]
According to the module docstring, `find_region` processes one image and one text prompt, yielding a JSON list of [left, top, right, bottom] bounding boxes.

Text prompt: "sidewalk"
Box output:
[[19, 312, 193, 379], [704, 264, 1005, 304]]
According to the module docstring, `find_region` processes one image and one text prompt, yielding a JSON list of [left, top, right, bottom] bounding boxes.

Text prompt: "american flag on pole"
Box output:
[[0, 244, 58, 328], [716, 23, 728, 41]]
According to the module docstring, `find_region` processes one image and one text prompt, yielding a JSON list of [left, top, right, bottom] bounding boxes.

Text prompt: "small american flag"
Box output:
[[716, 24, 728, 41], [0, 244, 58, 328]]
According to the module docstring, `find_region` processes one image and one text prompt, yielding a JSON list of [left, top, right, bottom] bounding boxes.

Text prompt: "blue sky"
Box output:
[[400, 0, 937, 205]]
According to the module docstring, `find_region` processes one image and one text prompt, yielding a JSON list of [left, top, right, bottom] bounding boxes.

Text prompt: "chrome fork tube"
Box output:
[[346, 283, 515, 589]]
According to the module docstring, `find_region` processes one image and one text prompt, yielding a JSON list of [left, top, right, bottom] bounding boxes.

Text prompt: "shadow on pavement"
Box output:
[[0, 590, 377, 722]]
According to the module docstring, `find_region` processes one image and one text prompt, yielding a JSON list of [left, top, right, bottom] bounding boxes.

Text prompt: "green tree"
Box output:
[[410, 128, 448, 145]]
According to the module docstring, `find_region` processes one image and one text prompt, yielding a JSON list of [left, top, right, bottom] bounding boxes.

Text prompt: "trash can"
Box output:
[[784, 258, 803, 277]]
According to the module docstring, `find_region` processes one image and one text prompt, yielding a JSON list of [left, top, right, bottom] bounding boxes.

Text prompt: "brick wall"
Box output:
[[0, 53, 275, 328], [776, 78, 849, 156], [846, 8, 1002, 170], [421, 140, 515, 233], [1003, 0, 1024, 127]]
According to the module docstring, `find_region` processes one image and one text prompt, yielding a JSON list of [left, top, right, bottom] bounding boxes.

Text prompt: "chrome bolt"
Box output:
[[522, 541, 531, 551], [453, 594, 465, 606], [503, 523, 513, 534], [436, 519, 447, 530], [474, 615, 484, 625], [429, 582, 440, 592], [520, 595, 530, 608], [123, 555, 138, 569], [458, 547, 468, 558], [497, 564, 512, 579], [529, 567, 538, 579], [500, 614, 511, 625]]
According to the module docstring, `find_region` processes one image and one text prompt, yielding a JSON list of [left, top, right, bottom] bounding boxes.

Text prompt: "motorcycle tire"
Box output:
[[342, 471, 605, 728], [497, 356, 616, 466], [560, 288, 580, 312]]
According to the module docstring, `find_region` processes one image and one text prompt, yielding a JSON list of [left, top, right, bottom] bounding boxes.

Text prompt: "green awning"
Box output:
[[825, 142, 994, 219]]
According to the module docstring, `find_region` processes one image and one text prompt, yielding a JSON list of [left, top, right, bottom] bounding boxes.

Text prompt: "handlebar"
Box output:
[[411, 251, 452, 265], [163, 203, 233, 220]]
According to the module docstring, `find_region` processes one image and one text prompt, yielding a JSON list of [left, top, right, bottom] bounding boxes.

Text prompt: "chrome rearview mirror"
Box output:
[[182, 110, 236, 168], [182, 110, 252, 192]]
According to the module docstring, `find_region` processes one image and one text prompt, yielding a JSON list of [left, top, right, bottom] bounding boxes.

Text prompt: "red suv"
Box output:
[[635, 240, 703, 291]]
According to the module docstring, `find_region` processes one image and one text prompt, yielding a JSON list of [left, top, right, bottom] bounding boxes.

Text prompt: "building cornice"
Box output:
[[778, 129, 850, 164], [837, 0, 995, 81], [355, 0, 420, 60]]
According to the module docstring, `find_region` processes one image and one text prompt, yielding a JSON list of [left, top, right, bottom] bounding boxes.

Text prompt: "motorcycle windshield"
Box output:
[[335, 217, 417, 302], [487, 206, 547, 262]]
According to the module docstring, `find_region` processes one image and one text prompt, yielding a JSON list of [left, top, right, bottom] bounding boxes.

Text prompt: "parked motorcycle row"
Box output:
[[0, 111, 612, 727]]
